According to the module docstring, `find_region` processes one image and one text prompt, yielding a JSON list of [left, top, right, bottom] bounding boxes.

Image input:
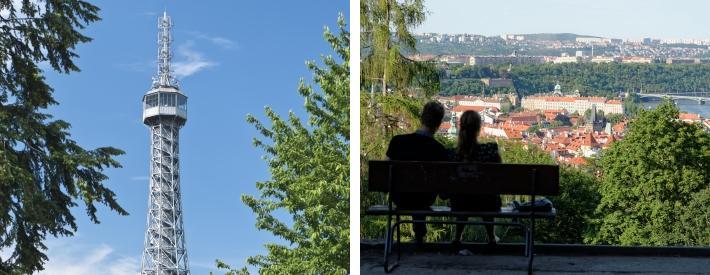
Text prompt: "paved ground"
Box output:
[[361, 250, 710, 274]]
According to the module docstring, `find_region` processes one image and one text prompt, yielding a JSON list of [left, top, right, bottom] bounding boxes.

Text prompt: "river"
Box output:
[[640, 98, 710, 118]]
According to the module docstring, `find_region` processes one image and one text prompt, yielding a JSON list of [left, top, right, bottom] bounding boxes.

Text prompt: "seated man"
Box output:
[[385, 101, 450, 244]]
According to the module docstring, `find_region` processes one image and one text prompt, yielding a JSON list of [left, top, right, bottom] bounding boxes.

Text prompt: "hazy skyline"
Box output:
[[417, 0, 710, 39]]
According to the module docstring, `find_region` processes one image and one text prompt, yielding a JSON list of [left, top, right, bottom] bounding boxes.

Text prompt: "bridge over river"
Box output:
[[638, 92, 709, 104]]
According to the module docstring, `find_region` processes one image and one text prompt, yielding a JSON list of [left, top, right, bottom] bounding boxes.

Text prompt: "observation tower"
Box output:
[[140, 11, 190, 275]]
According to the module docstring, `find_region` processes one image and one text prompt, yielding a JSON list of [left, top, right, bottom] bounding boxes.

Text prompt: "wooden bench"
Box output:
[[365, 160, 560, 274]]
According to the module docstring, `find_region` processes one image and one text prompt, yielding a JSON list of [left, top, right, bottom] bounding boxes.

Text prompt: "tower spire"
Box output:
[[153, 11, 178, 88]]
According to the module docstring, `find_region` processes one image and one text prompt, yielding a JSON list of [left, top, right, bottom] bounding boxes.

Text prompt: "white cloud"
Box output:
[[208, 36, 236, 49], [130, 176, 149, 181], [38, 240, 139, 275], [189, 31, 237, 49], [172, 41, 216, 78]]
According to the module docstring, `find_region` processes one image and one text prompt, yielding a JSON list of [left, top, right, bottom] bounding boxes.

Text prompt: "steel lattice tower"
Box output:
[[140, 11, 190, 275]]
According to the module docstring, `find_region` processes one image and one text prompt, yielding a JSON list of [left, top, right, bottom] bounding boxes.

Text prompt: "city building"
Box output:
[[452, 105, 487, 117], [469, 55, 545, 66], [666, 58, 697, 64], [457, 97, 503, 110], [585, 104, 605, 132], [591, 56, 619, 63], [621, 57, 653, 63], [576, 37, 604, 44], [679, 113, 702, 123], [522, 94, 623, 115], [440, 55, 469, 64], [553, 56, 581, 64]]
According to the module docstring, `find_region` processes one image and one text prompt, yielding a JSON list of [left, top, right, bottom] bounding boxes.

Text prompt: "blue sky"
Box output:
[[35, 1, 347, 274], [417, 0, 710, 39]]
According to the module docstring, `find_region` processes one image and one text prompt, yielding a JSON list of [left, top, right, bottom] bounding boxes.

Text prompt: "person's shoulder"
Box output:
[[391, 133, 416, 142]]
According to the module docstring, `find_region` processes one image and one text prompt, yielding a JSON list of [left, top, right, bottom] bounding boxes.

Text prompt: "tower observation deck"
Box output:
[[140, 11, 190, 275]]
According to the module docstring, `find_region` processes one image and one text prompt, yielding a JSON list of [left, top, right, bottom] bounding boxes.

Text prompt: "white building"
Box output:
[[553, 56, 581, 64], [458, 98, 503, 110], [522, 95, 623, 115], [576, 37, 604, 44]]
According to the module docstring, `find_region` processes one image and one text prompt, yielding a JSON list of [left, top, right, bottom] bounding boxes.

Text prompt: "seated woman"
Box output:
[[450, 110, 502, 245]]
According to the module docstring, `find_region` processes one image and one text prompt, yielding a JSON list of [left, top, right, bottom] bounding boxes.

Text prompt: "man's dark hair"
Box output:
[[420, 101, 445, 130]]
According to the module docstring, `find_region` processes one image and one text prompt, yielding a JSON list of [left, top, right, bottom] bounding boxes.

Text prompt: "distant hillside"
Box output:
[[516, 33, 600, 41]]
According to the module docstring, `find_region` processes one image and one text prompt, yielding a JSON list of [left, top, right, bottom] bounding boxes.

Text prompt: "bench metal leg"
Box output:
[[527, 217, 536, 275], [381, 217, 534, 273], [396, 215, 401, 261], [524, 226, 530, 257], [383, 214, 399, 273]]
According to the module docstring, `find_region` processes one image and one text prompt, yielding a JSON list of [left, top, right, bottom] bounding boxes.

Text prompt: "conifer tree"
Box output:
[[360, 0, 438, 96], [0, 1, 126, 273]]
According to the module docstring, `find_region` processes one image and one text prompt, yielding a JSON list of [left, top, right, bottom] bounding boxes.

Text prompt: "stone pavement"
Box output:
[[361, 246, 710, 274]]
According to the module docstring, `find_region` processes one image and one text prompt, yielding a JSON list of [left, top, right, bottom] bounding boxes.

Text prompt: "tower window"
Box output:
[[160, 93, 177, 107], [177, 95, 187, 111], [145, 94, 158, 108]]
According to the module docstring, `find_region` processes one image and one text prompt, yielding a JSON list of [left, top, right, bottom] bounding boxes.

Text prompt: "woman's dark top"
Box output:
[[449, 142, 502, 212]]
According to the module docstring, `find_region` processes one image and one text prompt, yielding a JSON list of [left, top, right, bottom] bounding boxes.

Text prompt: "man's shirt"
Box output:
[[386, 130, 449, 161]]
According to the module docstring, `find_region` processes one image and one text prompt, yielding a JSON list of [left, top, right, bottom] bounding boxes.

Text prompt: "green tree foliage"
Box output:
[[498, 141, 601, 244], [439, 79, 515, 96], [360, 0, 438, 95], [439, 63, 710, 98], [591, 100, 710, 245], [537, 169, 600, 243], [222, 16, 349, 274], [583, 108, 605, 121], [360, 116, 599, 246], [438, 65, 514, 96], [510, 63, 710, 97], [623, 93, 642, 117], [0, 1, 127, 273], [360, 92, 424, 240], [605, 114, 624, 124], [360, 0, 440, 241]]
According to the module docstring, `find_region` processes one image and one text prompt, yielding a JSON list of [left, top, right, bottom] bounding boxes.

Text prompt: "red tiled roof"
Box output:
[[553, 136, 571, 144], [550, 126, 572, 133], [581, 132, 599, 147], [679, 113, 701, 120], [511, 124, 531, 132], [612, 121, 626, 133], [504, 129, 522, 139], [568, 157, 587, 165], [511, 112, 538, 117]]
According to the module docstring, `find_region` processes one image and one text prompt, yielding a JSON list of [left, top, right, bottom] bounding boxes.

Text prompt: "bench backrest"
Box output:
[[368, 160, 560, 196]]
